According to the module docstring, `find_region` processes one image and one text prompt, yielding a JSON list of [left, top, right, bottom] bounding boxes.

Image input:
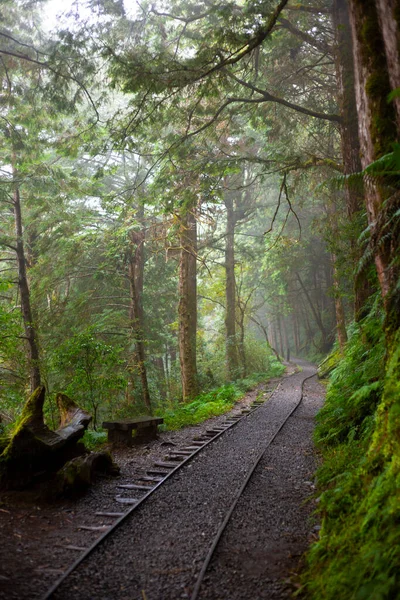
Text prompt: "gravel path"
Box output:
[[47, 361, 320, 600]]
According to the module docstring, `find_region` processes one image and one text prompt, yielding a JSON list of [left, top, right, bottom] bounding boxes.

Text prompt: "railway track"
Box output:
[[43, 362, 316, 600], [190, 368, 316, 600]]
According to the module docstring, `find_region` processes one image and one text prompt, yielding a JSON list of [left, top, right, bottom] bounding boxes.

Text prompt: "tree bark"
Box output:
[[332, 253, 348, 350], [127, 218, 152, 413], [13, 183, 41, 392], [348, 0, 400, 341], [332, 0, 373, 318], [375, 0, 400, 128], [178, 208, 198, 400], [224, 194, 240, 379]]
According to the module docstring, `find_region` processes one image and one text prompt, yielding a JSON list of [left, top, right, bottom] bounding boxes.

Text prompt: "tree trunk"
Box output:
[[224, 195, 240, 379], [300, 297, 314, 351], [277, 313, 284, 357], [291, 310, 300, 355], [127, 219, 152, 413], [375, 0, 400, 128], [332, 253, 348, 350], [297, 273, 333, 352], [237, 310, 247, 378], [271, 320, 279, 354], [178, 208, 198, 400], [13, 184, 41, 392], [348, 0, 399, 341], [332, 0, 373, 318], [282, 315, 290, 361]]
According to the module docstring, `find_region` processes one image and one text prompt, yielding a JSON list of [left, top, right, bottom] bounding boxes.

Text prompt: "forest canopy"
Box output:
[[1, 0, 350, 418]]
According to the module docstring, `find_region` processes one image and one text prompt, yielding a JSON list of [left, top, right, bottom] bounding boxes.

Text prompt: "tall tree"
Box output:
[[347, 0, 399, 343], [178, 205, 198, 400], [224, 191, 240, 379]]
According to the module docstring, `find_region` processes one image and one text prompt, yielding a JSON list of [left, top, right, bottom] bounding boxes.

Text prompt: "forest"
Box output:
[[0, 0, 400, 598]]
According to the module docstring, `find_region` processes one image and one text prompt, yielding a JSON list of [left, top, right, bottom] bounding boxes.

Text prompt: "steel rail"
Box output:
[[190, 369, 316, 600], [42, 378, 282, 600]]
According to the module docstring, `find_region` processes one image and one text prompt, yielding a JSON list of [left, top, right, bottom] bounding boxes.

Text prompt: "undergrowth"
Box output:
[[82, 429, 108, 450], [82, 363, 284, 448], [157, 366, 284, 431], [302, 299, 400, 599]]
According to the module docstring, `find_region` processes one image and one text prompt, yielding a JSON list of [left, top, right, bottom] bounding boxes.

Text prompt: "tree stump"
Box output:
[[0, 387, 92, 490]]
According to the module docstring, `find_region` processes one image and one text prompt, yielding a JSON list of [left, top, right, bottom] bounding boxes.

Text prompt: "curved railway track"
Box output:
[[43, 362, 317, 600], [190, 368, 316, 600]]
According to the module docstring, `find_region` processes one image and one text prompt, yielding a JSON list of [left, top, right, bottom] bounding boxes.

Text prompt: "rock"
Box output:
[[53, 451, 120, 496]]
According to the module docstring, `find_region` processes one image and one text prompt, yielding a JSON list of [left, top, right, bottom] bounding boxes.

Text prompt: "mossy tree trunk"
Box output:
[[0, 388, 91, 489], [332, 253, 348, 350], [376, 0, 400, 128], [348, 0, 400, 343], [332, 0, 373, 319]]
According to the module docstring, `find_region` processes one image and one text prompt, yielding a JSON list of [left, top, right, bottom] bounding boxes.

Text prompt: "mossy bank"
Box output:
[[302, 300, 400, 599]]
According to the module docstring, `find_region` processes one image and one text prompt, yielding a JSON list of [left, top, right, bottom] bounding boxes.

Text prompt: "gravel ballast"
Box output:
[[198, 373, 325, 599], [47, 361, 319, 600]]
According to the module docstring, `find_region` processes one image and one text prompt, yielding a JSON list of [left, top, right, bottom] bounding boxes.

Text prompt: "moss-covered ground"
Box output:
[[302, 300, 400, 599]]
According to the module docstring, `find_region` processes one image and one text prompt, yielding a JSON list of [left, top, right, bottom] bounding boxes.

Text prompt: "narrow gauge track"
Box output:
[[190, 368, 317, 600], [43, 362, 316, 600]]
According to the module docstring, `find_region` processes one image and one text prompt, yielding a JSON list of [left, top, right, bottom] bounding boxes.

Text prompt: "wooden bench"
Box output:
[[102, 417, 164, 445]]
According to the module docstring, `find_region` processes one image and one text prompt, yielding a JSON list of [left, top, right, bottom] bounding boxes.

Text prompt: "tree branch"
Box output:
[[193, 0, 290, 82], [225, 71, 342, 123], [286, 4, 330, 15], [277, 17, 332, 54]]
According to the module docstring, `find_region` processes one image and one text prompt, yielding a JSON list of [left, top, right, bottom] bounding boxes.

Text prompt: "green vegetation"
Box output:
[[82, 429, 108, 451], [81, 360, 284, 449], [160, 385, 242, 431], [159, 363, 284, 431], [303, 299, 400, 599]]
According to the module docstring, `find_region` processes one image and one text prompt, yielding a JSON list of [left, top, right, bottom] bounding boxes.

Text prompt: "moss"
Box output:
[[13, 387, 45, 430], [0, 387, 46, 464], [356, 0, 397, 158], [370, 330, 400, 459], [302, 307, 400, 599], [365, 72, 390, 99], [54, 451, 119, 496], [318, 347, 342, 379]]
